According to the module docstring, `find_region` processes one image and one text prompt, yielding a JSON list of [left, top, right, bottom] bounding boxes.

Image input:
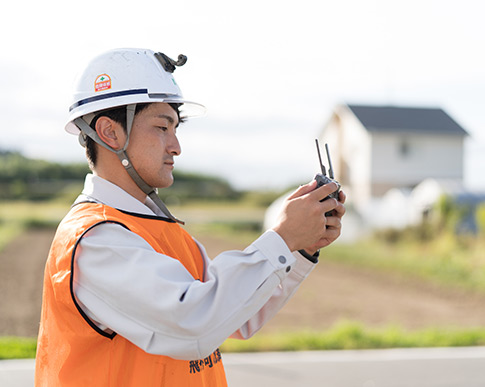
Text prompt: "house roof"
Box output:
[[347, 104, 468, 136]]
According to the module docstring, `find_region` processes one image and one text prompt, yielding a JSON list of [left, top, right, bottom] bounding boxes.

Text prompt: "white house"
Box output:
[[265, 104, 473, 241], [320, 104, 468, 214]]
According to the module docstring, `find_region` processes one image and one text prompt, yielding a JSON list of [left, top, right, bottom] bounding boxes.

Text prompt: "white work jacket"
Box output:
[[73, 174, 316, 360]]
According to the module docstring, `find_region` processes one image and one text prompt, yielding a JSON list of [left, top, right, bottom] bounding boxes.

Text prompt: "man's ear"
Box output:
[[95, 117, 126, 150]]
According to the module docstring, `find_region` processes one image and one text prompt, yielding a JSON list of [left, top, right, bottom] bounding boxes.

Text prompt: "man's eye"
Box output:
[[156, 126, 168, 131]]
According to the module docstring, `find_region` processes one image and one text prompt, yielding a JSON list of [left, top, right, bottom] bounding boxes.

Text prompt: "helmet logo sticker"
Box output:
[[95, 74, 111, 92]]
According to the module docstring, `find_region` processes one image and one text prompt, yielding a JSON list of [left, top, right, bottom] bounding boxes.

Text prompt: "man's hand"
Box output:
[[271, 181, 346, 253], [303, 189, 346, 254]]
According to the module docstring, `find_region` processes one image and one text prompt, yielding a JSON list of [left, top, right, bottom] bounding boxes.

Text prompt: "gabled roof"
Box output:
[[347, 104, 468, 136]]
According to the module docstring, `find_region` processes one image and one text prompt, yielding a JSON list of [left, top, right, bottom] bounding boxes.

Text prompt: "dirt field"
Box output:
[[2, 228, 485, 338]]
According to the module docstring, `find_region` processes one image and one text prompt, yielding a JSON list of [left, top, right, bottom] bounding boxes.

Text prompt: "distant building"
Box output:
[[264, 104, 482, 241], [320, 104, 469, 213]]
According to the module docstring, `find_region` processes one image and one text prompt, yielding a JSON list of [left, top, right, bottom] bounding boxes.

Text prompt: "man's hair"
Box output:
[[85, 103, 182, 168]]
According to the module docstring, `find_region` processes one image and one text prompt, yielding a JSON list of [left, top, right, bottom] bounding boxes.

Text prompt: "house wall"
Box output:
[[370, 132, 464, 196], [321, 105, 466, 214], [321, 106, 373, 210]]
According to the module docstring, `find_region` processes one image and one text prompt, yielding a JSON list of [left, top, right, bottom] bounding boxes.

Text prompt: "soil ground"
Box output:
[[2, 229, 485, 338]]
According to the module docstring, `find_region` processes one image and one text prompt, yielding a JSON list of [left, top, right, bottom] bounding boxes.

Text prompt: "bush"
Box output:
[[0, 150, 243, 203], [476, 203, 485, 236], [0, 337, 37, 359]]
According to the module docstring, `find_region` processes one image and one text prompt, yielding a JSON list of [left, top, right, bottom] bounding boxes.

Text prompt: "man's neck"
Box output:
[[93, 169, 147, 204]]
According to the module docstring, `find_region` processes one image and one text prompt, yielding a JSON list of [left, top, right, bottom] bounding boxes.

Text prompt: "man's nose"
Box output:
[[168, 133, 181, 156]]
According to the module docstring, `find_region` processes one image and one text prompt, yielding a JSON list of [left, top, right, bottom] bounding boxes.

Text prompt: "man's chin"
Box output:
[[156, 176, 174, 189]]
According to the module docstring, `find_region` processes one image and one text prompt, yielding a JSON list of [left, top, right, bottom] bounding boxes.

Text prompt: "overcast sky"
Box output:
[[1, 0, 484, 190]]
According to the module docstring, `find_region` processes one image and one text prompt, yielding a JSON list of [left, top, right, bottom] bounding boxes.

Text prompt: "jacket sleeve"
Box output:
[[192, 238, 316, 340], [229, 250, 316, 340], [73, 223, 308, 360]]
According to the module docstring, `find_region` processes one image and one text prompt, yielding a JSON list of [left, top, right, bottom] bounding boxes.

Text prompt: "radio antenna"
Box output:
[[325, 143, 334, 179], [315, 139, 326, 175]]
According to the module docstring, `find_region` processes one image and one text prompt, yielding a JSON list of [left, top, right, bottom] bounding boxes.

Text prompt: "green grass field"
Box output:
[[324, 234, 485, 293], [0, 200, 71, 251], [2, 199, 485, 359], [4, 321, 485, 360], [0, 337, 37, 360], [221, 320, 485, 353]]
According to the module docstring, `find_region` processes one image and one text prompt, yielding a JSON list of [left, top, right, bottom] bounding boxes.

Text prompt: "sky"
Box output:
[[1, 0, 484, 190]]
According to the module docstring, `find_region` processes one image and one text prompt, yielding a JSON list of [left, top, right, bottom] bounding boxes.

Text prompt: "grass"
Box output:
[[0, 337, 37, 360], [4, 321, 485, 359], [0, 200, 71, 252], [0, 222, 24, 254], [170, 200, 266, 225], [221, 320, 485, 353], [3, 199, 485, 358], [0, 199, 265, 253], [171, 201, 265, 249], [324, 233, 485, 293]]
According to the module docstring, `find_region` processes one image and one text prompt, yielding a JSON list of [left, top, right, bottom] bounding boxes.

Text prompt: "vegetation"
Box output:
[[0, 200, 72, 252], [476, 202, 485, 237], [5, 321, 485, 359], [0, 149, 284, 205], [161, 172, 241, 203], [0, 150, 89, 201], [324, 232, 485, 293], [322, 194, 485, 293], [221, 321, 485, 353], [3, 150, 485, 357], [0, 337, 37, 359], [0, 149, 284, 252]]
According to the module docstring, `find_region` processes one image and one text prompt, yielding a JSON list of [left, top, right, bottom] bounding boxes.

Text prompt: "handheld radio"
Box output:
[[314, 139, 340, 211]]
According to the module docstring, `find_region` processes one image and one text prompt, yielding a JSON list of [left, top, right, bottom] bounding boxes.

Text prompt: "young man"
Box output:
[[35, 48, 345, 386]]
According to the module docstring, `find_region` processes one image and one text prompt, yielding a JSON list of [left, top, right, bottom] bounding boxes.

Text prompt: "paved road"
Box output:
[[2, 347, 485, 387], [223, 347, 485, 387]]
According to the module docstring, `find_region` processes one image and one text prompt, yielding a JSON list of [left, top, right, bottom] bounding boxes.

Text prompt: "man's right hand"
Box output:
[[271, 180, 345, 252]]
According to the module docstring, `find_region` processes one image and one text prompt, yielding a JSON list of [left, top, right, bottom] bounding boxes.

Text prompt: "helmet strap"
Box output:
[[74, 104, 184, 225], [116, 149, 185, 225]]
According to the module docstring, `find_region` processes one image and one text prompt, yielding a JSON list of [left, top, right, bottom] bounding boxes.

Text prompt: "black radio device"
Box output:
[[314, 139, 340, 207]]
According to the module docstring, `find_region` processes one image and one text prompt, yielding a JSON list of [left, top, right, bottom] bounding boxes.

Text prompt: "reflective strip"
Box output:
[[70, 90, 182, 112], [69, 89, 148, 111], [148, 93, 182, 100]]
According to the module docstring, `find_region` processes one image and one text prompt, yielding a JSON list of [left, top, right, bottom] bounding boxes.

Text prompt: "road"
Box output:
[[2, 347, 485, 387], [223, 347, 485, 386]]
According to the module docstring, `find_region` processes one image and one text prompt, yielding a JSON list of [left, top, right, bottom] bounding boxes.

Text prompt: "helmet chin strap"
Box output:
[[116, 151, 185, 225], [74, 104, 184, 225]]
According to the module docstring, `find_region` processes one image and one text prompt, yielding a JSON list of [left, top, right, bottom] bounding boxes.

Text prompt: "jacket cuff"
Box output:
[[297, 249, 319, 264]]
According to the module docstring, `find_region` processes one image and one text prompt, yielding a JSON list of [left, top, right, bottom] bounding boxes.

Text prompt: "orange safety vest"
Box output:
[[35, 202, 227, 387]]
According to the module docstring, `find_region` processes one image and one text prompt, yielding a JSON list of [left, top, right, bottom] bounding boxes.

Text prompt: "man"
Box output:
[[35, 48, 345, 386]]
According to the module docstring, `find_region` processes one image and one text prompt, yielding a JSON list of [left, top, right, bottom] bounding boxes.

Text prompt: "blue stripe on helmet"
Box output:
[[69, 89, 148, 112]]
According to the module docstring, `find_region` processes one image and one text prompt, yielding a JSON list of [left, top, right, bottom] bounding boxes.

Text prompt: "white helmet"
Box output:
[[66, 48, 204, 224], [65, 48, 204, 134]]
